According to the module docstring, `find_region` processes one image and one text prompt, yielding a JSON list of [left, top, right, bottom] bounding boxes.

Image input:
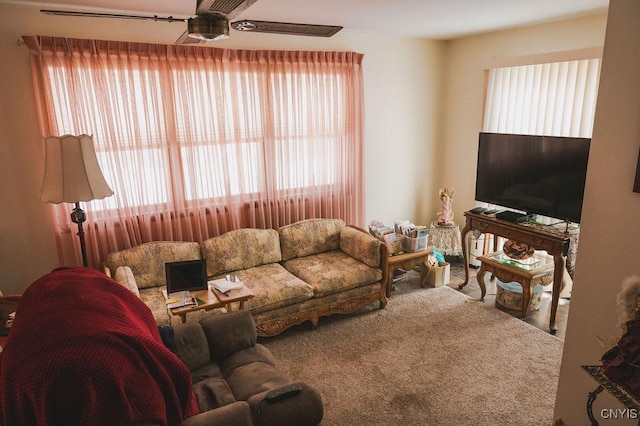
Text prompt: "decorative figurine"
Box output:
[[437, 187, 455, 226]]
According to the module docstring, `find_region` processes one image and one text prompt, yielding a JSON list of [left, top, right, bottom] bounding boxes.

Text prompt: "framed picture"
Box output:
[[635, 148, 640, 193]]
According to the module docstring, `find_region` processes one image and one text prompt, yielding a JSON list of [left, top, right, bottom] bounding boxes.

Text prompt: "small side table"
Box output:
[[170, 285, 254, 323], [428, 222, 462, 257], [582, 365, 640, 426], [383, 249, 433, 297], [477, 251, 555, 319]]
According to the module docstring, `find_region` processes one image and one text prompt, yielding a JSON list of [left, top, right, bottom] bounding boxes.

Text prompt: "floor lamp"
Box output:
[[40, 134, 114, 267]]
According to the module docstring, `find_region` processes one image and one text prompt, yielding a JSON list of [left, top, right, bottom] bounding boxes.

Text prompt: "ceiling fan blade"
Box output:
[[231, 20, 343, 37], [196, 0, 258, 20], [175, 30, 209, 45], [41, 9, 186, 23]]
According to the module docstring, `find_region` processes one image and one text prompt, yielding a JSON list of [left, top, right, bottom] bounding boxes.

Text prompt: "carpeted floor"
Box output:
[[260, 271, 563, 425]]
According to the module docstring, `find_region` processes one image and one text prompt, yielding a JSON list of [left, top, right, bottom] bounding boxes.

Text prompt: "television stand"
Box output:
[[460, 211, 570, 334]]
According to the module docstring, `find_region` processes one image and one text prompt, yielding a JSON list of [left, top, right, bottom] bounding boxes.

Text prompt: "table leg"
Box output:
[[180, 313, 187, 324], [385, 264, 393, 298], [586, 384, 604, 426], [549, 255, 564, 334], [460, 225, 471, 289], [521, 279, 532, 319], [476, 265, 487, 300]]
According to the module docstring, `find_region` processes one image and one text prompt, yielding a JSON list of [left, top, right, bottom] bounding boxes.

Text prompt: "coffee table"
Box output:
[[169, 285, 254, 323], [383, 249, 433, 297]]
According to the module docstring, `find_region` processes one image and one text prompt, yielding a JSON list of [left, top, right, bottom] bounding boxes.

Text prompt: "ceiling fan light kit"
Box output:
[[187, 16, 229, 41]]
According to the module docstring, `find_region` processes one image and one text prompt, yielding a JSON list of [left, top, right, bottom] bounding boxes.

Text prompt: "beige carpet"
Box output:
[[260, 271, 563, 426]]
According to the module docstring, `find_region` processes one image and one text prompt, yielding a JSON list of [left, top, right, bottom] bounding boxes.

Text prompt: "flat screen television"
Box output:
[[475, 132, 591, 223]]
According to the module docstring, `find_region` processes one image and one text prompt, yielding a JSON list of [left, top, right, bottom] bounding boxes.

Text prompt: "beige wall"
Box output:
[[555, 0, 640, 423], [0, 3, 443, 293]]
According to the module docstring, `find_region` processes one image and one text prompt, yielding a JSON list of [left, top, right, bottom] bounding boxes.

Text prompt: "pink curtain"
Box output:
[[24, 36, 365, 268]]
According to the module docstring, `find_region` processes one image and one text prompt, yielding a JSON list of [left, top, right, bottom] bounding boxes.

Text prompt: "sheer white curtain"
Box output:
[[483, 58, 601, 137], [25, 36, 365, 268]]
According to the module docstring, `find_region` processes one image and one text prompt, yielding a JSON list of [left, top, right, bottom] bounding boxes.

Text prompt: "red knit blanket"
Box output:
[[0, 267, 199, 425]]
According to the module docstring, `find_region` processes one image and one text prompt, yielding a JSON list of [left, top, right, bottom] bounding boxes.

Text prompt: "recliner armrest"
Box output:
[[183, 401, 253, 426], [247, 381, 323, 426]]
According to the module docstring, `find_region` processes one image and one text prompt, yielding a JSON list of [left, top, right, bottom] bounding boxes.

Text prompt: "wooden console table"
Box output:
[[460, 211, 570, 334]]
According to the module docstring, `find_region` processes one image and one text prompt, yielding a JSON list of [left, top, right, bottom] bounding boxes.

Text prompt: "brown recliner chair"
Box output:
[[0, 267, 321, 426], [174, 310, 324, 426]]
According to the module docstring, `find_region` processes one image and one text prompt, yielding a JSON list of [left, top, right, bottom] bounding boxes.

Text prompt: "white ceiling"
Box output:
[[3, 0, 609, 40]]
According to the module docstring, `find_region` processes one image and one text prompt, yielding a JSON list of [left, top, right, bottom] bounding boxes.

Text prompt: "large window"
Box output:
[[45, 61, 349, 210], [26, 36, 364, 267]]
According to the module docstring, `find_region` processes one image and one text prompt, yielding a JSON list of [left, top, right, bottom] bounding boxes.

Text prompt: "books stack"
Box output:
[[368, 220, 403, 255], [163, 290, 197, 309]]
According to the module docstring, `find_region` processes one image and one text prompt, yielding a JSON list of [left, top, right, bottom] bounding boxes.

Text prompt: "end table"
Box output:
[[383, 249, 433, 297], [428, 222, 462, 257]]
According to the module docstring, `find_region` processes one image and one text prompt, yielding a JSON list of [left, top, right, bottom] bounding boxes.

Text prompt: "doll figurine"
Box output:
[[437, 187, 455, 226]]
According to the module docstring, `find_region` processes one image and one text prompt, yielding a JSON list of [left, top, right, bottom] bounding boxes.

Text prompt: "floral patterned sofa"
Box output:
[[104, 218, 388, 336]]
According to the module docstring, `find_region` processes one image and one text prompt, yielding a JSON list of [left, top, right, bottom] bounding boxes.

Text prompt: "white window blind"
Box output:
[[483, 58, 601, 137]]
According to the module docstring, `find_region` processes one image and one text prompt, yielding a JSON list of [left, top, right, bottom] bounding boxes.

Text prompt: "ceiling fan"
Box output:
[[41, 0, 343, 45]]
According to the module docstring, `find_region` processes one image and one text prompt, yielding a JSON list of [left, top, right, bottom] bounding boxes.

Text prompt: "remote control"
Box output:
[[470, 207, 486, 214], [265, 384, 303, 402]]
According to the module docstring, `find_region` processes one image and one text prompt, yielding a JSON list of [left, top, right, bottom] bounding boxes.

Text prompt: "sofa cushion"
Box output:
[[191, 362, 225, 385], [192, 376, 236, 412], [174, 322, 210, 372], [219, 344, 277, 373], [105, 241, 202, 289], [231, 264, 314, 314], [225, 360, 291, 402], [139, 287, 171, 326], [278, 218, 345, 261], [282, 250, 383, 297], [339, 226, 382, 268], [199, 310, 257, 362], [202, 228, 282, 276]]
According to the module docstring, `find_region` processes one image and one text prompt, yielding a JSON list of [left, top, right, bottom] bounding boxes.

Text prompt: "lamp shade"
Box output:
[[40, 134, 113, 203]]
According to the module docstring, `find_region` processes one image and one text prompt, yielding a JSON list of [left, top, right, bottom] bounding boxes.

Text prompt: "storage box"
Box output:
[[401, 235, 427, 252], [425, 261, 450, 287], [379, 233, 403, 256]]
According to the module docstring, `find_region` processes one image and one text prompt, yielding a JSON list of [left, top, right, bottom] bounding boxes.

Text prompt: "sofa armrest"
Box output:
[[247, 382, 323, 426], [112, 266, 141, 298], [103, 262, 113, 277], [199, 310, 257, 361], [340, 225, 382, 268], [183, 401, 253, 426]]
